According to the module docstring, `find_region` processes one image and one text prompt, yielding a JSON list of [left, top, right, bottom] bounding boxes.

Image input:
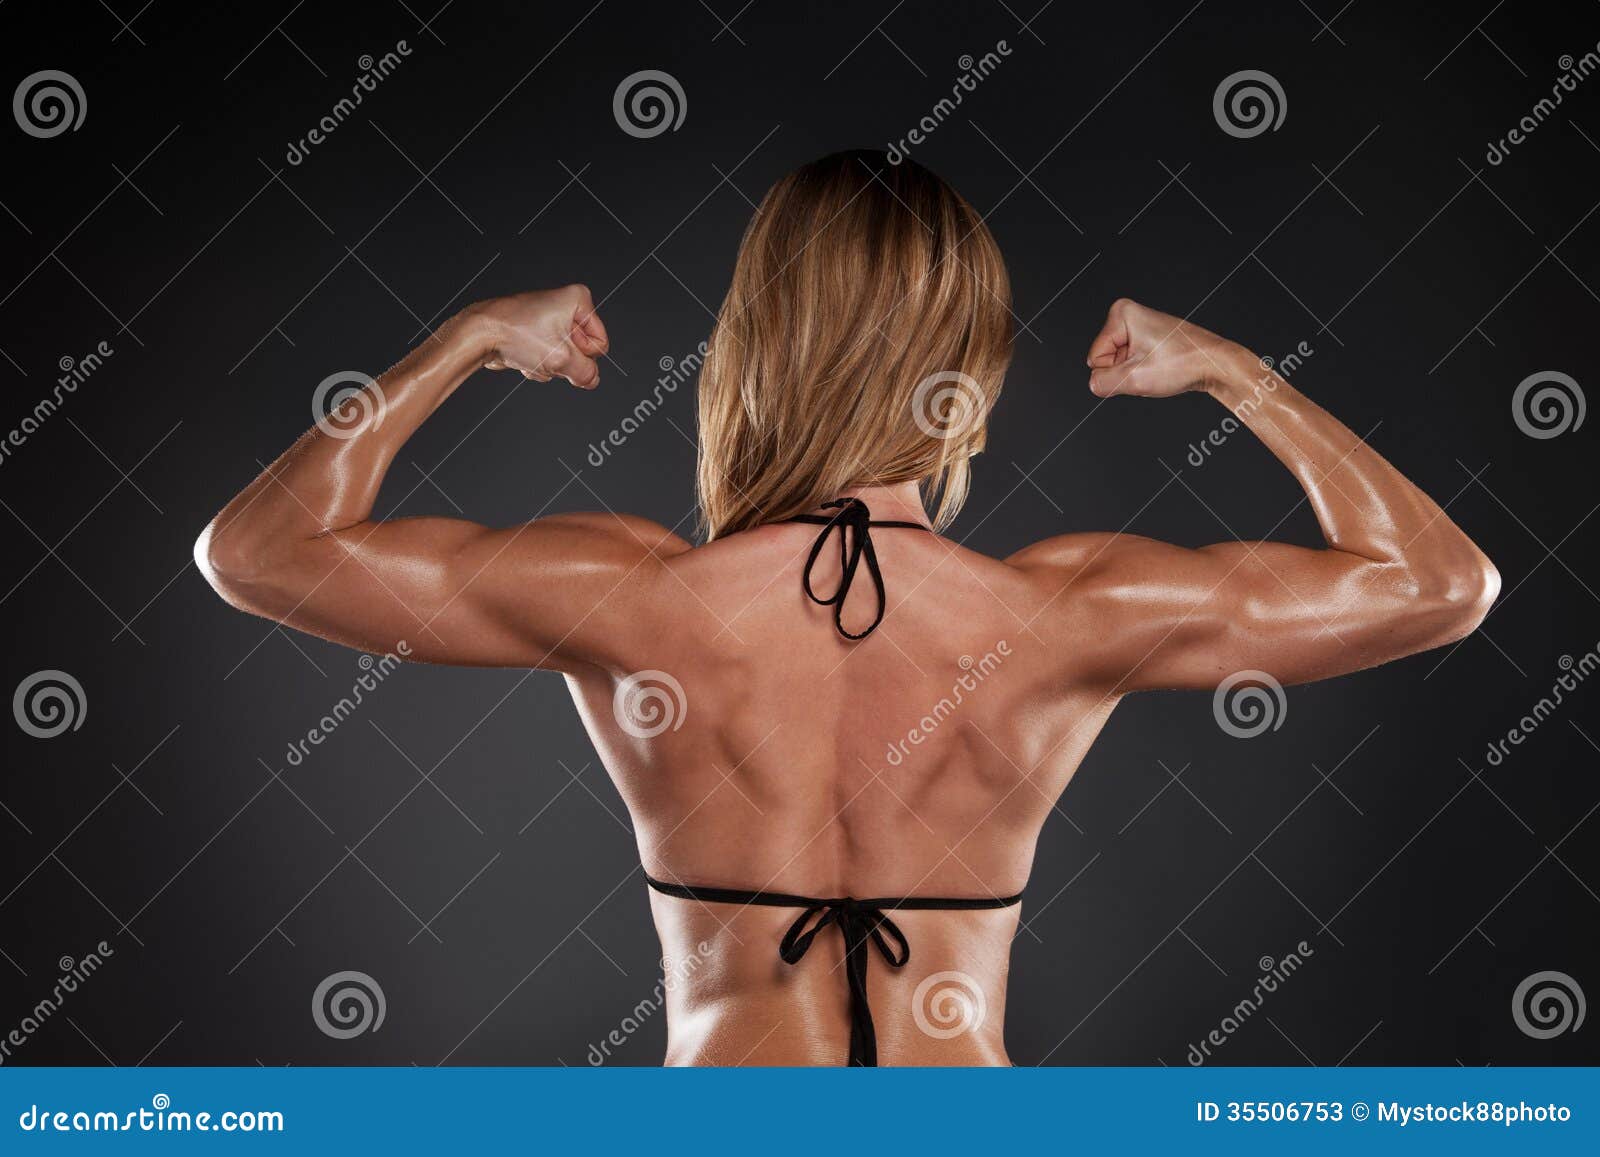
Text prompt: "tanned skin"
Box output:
[[199, 291, 1498, 1065]]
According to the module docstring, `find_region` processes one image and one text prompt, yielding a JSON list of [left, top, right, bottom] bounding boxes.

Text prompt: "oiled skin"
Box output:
[[198, 291, 1499, 1065]]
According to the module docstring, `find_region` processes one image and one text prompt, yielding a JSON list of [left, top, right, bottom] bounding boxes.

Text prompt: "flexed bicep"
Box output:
[[1020, 300, 1497, 693]]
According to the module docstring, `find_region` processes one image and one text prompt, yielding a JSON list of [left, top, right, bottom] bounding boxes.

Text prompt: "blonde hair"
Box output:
[[696, 150, 1012, 540]]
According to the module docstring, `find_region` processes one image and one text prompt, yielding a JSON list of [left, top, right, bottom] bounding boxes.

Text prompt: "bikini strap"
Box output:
[[787, 498, 930, 641], [643, 873, 1022, 1066]]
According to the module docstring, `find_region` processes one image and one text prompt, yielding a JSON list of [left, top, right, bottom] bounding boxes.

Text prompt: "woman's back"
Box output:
[[566, 508, 1116, 1064]]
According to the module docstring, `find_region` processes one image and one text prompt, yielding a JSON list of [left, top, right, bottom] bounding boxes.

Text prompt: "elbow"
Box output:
[[195, 517, 276, 609], [1414, 550, 1500, 644]]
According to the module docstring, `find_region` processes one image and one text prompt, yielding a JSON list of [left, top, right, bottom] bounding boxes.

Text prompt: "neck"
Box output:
[[831, 481, 932, 528]]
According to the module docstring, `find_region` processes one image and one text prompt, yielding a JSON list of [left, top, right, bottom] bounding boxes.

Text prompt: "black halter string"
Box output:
[[788, 498, 930, 640], [644, 874, 1023, 1066]]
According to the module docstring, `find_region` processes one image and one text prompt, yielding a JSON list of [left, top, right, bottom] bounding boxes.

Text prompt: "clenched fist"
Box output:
[[1085, 298, 1243, 398], [468, 284, 610, 389]]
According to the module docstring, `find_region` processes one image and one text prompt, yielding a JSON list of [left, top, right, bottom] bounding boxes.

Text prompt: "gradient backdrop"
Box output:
[[1, 0, 1597, 1066]]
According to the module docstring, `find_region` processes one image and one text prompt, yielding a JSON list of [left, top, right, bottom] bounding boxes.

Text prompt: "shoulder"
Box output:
[[525, 512, 694, 562], [1004, 531, 1182, 585]]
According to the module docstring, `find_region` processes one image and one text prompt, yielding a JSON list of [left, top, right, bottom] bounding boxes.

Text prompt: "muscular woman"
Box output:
[[197, 151, 1498, 1066]]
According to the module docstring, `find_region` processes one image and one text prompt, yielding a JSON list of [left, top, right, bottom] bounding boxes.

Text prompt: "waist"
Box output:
[[648, 891, 1021, 1066]]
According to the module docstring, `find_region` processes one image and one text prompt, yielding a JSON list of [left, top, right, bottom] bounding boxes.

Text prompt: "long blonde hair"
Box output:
[[696, 150, 1012, 540]]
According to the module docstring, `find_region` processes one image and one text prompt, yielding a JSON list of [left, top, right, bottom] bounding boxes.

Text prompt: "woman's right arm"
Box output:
[[1011, 298, 1499, 691]]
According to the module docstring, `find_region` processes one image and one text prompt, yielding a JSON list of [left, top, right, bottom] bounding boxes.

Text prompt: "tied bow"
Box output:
[[777, 897, 911, 1067], [800, 498, 891, 640]]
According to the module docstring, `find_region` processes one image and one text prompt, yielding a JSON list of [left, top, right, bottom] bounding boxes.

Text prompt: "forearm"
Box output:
[[206, 311, 491, 565], [1202, 344, 1485, 574]]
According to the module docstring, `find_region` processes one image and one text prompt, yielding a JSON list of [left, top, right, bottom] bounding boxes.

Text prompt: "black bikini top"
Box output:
[[787, 497, 931, 640]]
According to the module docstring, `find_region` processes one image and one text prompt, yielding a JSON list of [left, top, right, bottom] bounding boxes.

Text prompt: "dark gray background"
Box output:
[[1, 0, 1596, 1066]]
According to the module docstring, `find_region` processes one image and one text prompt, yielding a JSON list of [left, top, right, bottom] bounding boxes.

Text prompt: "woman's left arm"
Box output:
[[195, 285, 688, 670]]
